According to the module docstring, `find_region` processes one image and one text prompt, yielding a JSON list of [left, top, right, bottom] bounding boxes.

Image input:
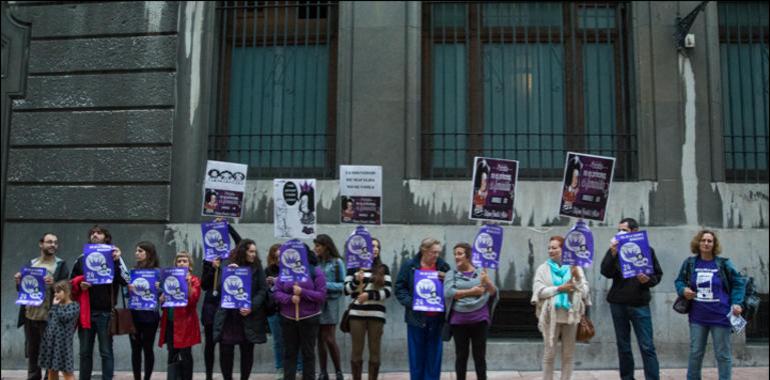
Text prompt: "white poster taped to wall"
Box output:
[[274, 179, 317, 239]]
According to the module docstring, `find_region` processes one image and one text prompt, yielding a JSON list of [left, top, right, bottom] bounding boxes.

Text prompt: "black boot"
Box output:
[[350, 361, 362, 380], [367, 362, 379, 380], [317, 372, 329, 380]]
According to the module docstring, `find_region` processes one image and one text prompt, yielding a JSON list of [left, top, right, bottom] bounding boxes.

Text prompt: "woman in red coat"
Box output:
[[159, 251, 201, 380]]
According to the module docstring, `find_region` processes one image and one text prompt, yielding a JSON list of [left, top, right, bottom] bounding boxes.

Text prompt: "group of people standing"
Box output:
[[15, 218, 748, 380]]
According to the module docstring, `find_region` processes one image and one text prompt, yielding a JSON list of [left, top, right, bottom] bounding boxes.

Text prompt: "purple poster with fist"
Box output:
[[201, 220, 231, 262], [345, 226, 374, 270], [561, 220, 594, 267], [129, 269, 158, 310], [83, 244, 115, 285], [278, 239, 311, 283], [617, 231, 653, 278], [469, 157, 519, 223], [412, 270, 445, 312], [161, 268, 189, 308], [220, 267, 252, 309], [559, 152, 616, 222], [471, 224, 504, 269], [16, 267, 46, 306]]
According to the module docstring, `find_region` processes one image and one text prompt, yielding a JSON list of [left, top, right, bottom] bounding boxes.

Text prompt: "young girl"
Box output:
[[39, 280, 80, 380]]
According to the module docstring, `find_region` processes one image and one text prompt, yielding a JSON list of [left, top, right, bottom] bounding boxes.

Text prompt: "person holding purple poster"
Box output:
[[313, 234, 347, 380], [443, 243, 498, 380], [675, 230, 746, 380], [213, 239, 268, 380], [343, 237, 392, 380], [531, 236, 590, 380], [14, 232, 69, 380], [394, 238, 451, 380], [126, 242, 161, 380], [274, 242, 327, 380], [600, 218, 663, 380], [158, 251, 201, 380], [70, 225, 128, 380]]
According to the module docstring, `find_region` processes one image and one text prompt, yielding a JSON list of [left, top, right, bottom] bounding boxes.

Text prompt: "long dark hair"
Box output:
[[88, 225, 112, 244], [313, 234, 341, 261], [229, 239, 262, 268], [370, 238, 387, 289], [135, 241, 159, 269]]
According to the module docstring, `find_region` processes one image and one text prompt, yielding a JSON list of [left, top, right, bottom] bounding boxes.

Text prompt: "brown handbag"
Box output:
[[339, 301, 353, 334], [109, 284, 136, 336], [575, 314, 595, 342]]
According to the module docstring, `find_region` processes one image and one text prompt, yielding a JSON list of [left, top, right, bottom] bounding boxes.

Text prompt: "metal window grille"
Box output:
[[718, 1, 769, 183], [421, 1, 635, 180], [209, 1, 338, 178]]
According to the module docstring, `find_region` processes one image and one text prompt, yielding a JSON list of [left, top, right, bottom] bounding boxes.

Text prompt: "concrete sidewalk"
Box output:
[[2, 368, 768, 380]]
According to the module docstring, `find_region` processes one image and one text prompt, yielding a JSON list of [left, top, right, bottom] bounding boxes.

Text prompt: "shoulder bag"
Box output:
[[109, 284, 136, 336]]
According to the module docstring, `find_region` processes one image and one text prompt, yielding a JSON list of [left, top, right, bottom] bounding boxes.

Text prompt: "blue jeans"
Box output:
[[688, 323, 732, 380], [267, 314, 303, 371], [407, 317, 443, 380], [609, 303, 660, 380], [78, 311, 114, 380]]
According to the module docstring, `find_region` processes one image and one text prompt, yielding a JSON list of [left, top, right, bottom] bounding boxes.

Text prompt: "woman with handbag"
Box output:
[[158, 251, 202, 380], [343, 237, 392, 380], [313, 234, 347, 380], [531, 236, 590, 380], [674, 230, 746, 380], [443, 242, 497, 380], [127, 242, 161, 380]]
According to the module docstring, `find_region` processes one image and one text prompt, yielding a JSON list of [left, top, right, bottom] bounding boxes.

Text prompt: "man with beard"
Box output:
[[15, 232, 70, 380], [70, 225, 129, 380]]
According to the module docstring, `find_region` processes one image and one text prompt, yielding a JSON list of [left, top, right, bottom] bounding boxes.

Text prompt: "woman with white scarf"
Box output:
[[531, 236, 590, 380]]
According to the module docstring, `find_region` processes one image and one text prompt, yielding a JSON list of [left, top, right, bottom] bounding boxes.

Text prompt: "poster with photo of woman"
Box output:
[[558, 152, 616, 222], [468, 156, 519, 223]]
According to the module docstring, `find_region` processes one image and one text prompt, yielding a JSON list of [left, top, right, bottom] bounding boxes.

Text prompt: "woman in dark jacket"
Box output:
[[127, 241, 161, 380], [213, 239, 268, 380]]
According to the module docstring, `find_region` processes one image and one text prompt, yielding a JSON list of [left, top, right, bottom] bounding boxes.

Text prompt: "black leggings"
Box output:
[[452, 321, 488, 380], [203, 323, 216, 378], [220, 343, 254, 380], [130, 321, 159, 380], [166, 319, 193, 380]]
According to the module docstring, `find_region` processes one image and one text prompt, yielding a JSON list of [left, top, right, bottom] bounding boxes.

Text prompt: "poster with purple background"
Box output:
[[469, 157, 519, 223], [559, 152, 616, 222], [83, 244, 115, 285], [220, 267, 252, 309], [161, 268, 189, 307], [471, 224, 504, 269], [201, 220, 231, 262], [16, 267, 46, 306], [278, 239, 311, 283], [617, 231, 654, 278], [129, 269, 158, 310], [340, 165, 383, 225], [561, 220, 595, 267], [345, 226, 374, 270], [412, 270, 445, 312]]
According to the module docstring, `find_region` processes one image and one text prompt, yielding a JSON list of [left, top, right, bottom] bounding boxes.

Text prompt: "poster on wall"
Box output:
[[274, 179, 316, 239], [468, 157, 519, 223], [558, 152, 615, 222], [201, 160, 248, 218], [340, 165, 382, 225]]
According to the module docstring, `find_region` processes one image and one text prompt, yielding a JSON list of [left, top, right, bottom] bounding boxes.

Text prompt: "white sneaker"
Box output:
[[275, 369, 284, 380]]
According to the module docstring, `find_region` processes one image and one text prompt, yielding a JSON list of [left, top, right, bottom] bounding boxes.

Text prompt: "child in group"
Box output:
[[39, 280, 80, 380]]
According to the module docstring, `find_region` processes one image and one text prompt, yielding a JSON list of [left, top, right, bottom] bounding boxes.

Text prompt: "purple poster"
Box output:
[[83, 244, 115, 285], [341, 196, 382, 225], [562, 220, 595, 267], [16, 267, 46, 306], [220, 267, 252, 309], [412, 270, 444, 312], [161, 268, 189, 307], [617, 231, 653, 279], [129, 269, 158, 310], [201, 220, 231, 262], [340, 165, 383, 225], [471, 224, 504, 269], [559, 152, 616, 222], [278, 239, 311, 283], [345, 226, 374, 270], [469, 157, 519, 223]]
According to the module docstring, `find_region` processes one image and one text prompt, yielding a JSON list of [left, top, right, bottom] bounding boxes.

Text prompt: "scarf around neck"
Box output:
[[547, 258, 572, 310]]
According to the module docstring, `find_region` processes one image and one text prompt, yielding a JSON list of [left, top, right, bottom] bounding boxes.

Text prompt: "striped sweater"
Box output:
[[343, 265, 392, 322]]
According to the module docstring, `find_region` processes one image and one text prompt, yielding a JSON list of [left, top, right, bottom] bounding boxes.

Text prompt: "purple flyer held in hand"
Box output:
[[471, 224, 504, 269], [617, 231, 653, 278], [83, 244, 115, 285], [345, 226, 374, 270], [562, 220, 594, 267], [161, 268, 189, 308], [129, 269, 158, 310], [16, 267, 46, 306], [202, 220, 231, 262], [559, 152, 616, 222], [278, 239, 311, 283], [220, 267, 252, 309], [412, 270, 445, 312]]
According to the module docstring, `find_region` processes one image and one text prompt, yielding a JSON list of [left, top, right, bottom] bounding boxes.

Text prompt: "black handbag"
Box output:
[[673, 295, 692, 314], [339, 301, 354, 333]]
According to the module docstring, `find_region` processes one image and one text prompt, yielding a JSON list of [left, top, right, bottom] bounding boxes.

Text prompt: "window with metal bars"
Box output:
[[210, 1, 338, 178], [421, 1, 635, 180], [718, 1, 769, 183]]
